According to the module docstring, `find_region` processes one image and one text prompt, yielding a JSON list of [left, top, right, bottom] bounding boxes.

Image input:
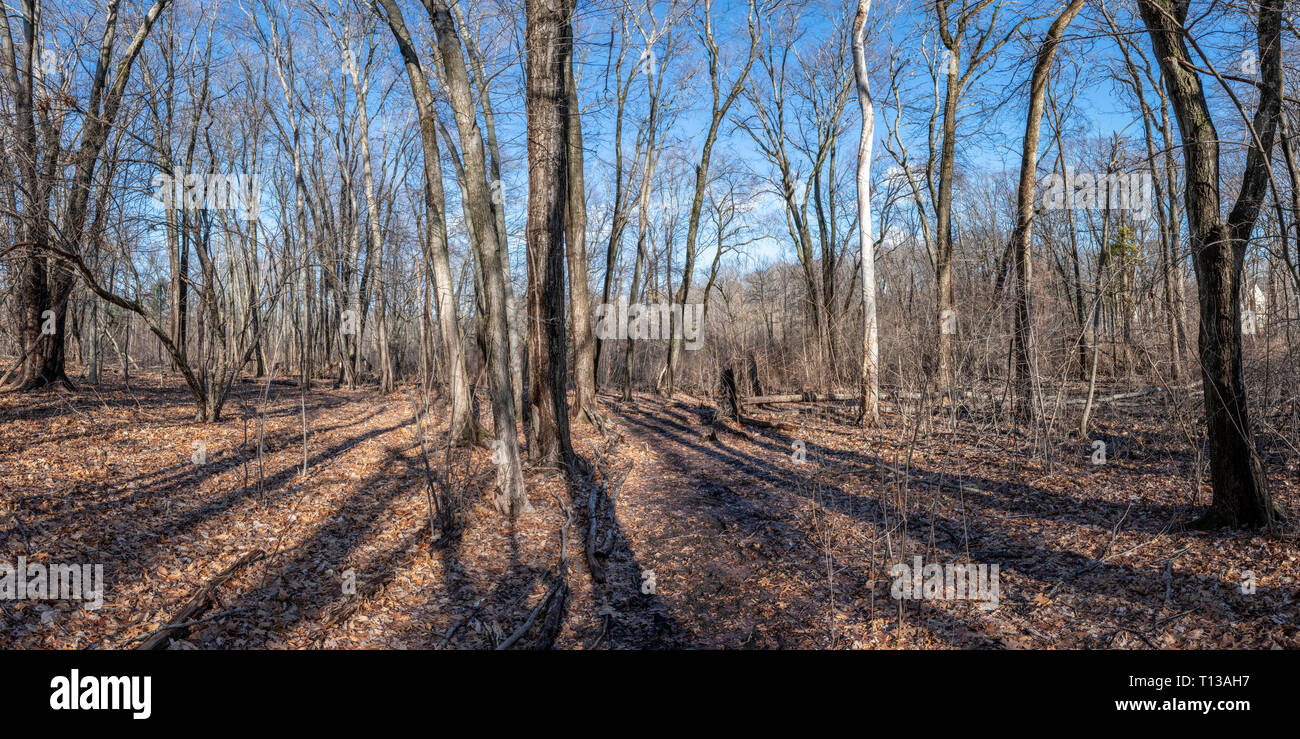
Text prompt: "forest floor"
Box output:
[[1, 372, 1297, 649]]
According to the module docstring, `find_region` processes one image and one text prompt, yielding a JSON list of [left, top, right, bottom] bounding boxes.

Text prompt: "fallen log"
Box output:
[[1061, 383, 1199, 405], [121, 608, 248, 648], [585, 432, 625, 584], [743, 389, 989, 404], [239, 377, 299, 387], [742, 383, 1199, 408], [135, 549, 264, 650], [744, 391, 861, 404], [737, 414, 796, 431]]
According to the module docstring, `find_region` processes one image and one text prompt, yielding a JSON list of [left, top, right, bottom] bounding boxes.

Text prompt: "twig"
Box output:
[[120, 608, 249, 647], [1106, 624, 1159, 649], [437, 598, 484, 649], [134, 550, 264, 650], [495, 576, 565, 651]]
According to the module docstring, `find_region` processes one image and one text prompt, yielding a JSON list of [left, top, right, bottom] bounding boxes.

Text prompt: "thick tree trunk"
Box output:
[[10, 254, 74, 391], [563, 2, 596, 422], [1137, 0, 1282, 528], [525, 0, 575, 466]]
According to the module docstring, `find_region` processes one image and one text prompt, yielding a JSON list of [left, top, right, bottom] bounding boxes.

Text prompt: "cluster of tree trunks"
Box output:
[[0, 0, 1287, 533]]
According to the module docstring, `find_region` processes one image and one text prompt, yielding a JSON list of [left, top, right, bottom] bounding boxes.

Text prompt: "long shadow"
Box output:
[[409, 512, 559, 650], [571, 463, 691, 649], [6, 380, 667, 648], [612, 404, 1263, 642], [210, 432, 437, 646], [673, 403, 1193, 535], [385, 445, 690, 649], [741, 425, 1191, 536], [3, 414, 407, 631], [204, 414, 575, 649], [611, 404, 964, 647], [12, 406, 393, 539]]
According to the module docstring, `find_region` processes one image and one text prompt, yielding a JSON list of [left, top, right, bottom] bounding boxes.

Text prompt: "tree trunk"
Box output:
[[1137, 0, 1282, 528], [933, 37, 960, 391], [563, 1, 596, 422], [377, 0, 477, 441], [1009, 0, 1085, 423], [424, 0, 529, 515], [525, 0, 575, 467], [852, 0, 879, 426]]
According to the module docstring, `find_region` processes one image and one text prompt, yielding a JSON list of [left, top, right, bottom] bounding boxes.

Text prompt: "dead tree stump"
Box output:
[[747, 352, 764, 397], [717, 366, 741, 421]]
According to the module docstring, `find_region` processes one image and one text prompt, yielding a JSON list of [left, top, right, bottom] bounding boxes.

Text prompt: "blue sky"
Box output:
[[566, 0, 1162, 267], [43, 0, 1276, 288]]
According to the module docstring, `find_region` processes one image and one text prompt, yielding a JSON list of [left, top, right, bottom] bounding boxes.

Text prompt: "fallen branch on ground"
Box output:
[[496, 574, 568, 651], [740, 383, 1201, 408], [134, 550, 264, 650], [121, 608, 248, 648]]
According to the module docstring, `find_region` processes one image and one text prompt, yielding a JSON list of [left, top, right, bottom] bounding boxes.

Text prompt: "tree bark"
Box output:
[[376, 0, 477, 442], [525, 0, 575, 467], [1009, 0, 1086, 423], [852, 0, 879, 426], [1137, 0, 1282, 528], [563, 0, 596, 422]]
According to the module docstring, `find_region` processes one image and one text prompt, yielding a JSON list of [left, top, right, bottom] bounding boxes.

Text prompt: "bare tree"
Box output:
[[920, 0, 1028, 390], [525, 0, 575, 466], [374, 0, 477, 442], [2, 0, 171, 391], [1008, 0, 1085, 422], [663, 0, 760, 397], [422, 0, 529, 515], [1136, 0, 1283, 528], [852, 0, 879, 425]]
